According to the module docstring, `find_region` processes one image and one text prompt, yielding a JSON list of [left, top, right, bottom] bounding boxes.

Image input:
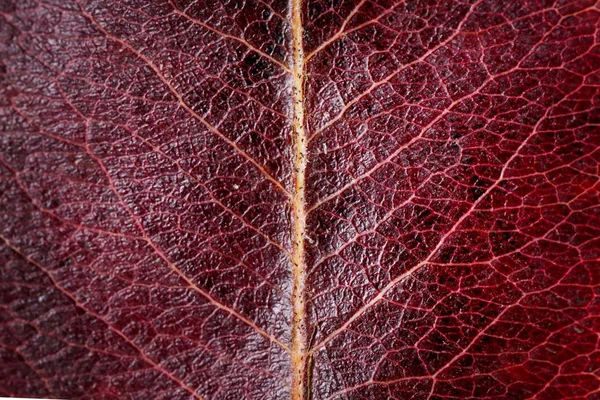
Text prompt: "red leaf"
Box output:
[[1, 1, 598, 399]]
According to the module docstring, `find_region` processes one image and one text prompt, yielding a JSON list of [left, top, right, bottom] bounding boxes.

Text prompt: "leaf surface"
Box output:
[[0, 0, 599, 399]]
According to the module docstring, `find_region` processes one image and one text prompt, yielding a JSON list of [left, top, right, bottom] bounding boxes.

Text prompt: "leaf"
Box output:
[[0, 0, 598, 399]]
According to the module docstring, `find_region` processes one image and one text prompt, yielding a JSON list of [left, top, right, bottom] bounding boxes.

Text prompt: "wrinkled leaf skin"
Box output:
[[0, 0, 599, 400]]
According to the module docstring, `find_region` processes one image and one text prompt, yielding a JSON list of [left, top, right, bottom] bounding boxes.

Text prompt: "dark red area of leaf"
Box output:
[[1, 0, 599, 399]]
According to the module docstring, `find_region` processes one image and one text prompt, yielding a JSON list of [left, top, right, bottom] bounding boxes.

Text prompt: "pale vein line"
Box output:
[[101, 118, 292, 256], [426, 190, 600, 394], [101, 177, 291, 350], [528, 324, 600, 398], [309, 172, 437, 273], [3, 39, 292, 262], [309, 0, 599, 143], [167, 0, 292, 73], [52, 86, 291, 352], [3, 306, 162, 361], [307, 2, 589, 213], [304, 0, 370, 62], [290, 0, 308, 398], [79, 9, 292, 198], [308, 0, 484, 141], [1, 220, 286, 381], [309, 85, 586, 354], [0, 154, 145, 244], [305, 0, 557, 63], [22, 9, 289, 121], [3, 44, 291, 293], [425, 290, 593, 399], [1, 149, 286, 296], [324, 181, 600, 400], [0, 237, 205, 400], [4, 2, 290, 353]]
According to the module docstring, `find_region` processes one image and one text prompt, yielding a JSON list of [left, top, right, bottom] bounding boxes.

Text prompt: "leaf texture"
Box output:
[[0, 0, 599, 399]]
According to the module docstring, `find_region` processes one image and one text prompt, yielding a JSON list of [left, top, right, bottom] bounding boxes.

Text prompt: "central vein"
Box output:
[[290, 0, 308, 398]]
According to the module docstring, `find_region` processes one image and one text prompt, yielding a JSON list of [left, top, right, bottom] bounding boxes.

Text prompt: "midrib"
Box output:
[[290, 0, 308, 398]]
